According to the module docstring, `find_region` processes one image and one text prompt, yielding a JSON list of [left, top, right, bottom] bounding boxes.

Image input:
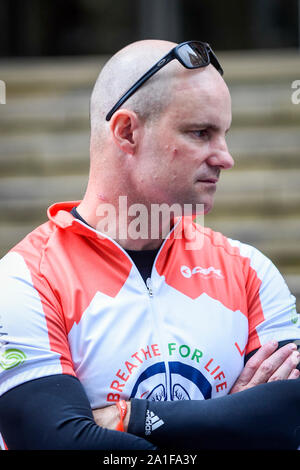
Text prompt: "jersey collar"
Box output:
[[47, 200, 203, 246]]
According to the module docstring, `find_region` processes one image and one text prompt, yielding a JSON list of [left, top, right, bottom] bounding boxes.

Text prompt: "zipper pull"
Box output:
[[146, 278, 153, 297]]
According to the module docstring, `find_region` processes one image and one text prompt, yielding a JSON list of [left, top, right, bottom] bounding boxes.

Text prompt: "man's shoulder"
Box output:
[[194, 221, 270, 267], [0, 220, 57, 277], [196, 222, 248, 255]]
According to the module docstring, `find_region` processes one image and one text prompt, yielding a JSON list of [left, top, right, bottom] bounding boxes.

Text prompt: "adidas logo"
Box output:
[[145, 410, 164, 435]]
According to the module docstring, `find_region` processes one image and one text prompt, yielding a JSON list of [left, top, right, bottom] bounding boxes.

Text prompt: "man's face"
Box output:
[[134, 65, 234, 215]]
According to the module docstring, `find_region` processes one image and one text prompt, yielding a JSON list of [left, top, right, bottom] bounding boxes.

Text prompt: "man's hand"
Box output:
[[230, 340, 300, 394], [92, 401, 131, 431]]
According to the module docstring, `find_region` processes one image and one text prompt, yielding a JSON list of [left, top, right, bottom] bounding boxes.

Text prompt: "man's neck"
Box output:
[[75, 200, 169, 251]]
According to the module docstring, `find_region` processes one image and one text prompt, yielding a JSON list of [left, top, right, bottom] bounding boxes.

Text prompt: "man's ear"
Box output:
[[109, 110, 141, 154]]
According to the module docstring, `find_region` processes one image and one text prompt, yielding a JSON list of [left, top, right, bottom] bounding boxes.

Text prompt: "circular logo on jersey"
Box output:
[[180, 265, 192, 278], [130, 361, 212, 401], [0, 349, 26, 370]]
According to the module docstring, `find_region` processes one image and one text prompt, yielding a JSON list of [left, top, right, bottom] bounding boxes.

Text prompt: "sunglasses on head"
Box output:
[[105, 40, 223, 121]]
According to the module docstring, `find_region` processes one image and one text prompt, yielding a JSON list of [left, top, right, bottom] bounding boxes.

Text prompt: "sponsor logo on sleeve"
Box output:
[[0, 349, 26, 370], [180, 265, 224, 279]]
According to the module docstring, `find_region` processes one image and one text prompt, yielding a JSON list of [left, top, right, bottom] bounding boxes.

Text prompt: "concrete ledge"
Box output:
[[0, 50, 299, 94]]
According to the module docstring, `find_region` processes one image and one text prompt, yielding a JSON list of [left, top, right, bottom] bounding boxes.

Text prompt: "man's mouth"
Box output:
[[197, 177, 219, 184]]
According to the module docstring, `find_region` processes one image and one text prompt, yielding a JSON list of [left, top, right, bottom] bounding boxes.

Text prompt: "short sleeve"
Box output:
[[0, 251, 75, 397]]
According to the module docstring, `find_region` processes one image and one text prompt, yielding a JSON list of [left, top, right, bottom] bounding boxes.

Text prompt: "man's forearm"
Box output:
[[0, 375, 155, 450], [93, 340, 300, 449], [128, 379, 300, 449]]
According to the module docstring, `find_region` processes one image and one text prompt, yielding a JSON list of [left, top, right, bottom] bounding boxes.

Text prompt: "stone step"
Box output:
[[230, 85, 300, 127], [0, 56, 106, 95], [0, 131, 90, 176], [0, 175, 86, 208], [1, 82, 299, 134], [220, 49, 300, 84], [214, 169, 300, 216], [0, 92, 90, 135], [228, 149, 300, 171], [217, 168, 300, 194], [227, 126, 300, 154], [231, 82, 298, 109], [206, 216, 300, 246], [213, 168, 300, 216], [1, 51, 299, 94]]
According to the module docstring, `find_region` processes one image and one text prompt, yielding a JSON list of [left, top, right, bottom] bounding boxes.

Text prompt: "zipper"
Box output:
[[146, 277, 153, 297], [145, 275, 172, 400]]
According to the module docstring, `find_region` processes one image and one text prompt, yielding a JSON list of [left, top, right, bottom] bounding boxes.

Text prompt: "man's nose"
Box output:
[[207, 139, 234, 170]]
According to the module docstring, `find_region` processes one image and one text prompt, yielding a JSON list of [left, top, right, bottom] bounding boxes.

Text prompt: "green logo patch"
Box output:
[[0, 349, 26, 370], [291, 306, 299, 325]]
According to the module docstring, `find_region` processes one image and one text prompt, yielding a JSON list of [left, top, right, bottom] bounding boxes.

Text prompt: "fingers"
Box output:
[[268, 350, 300, 382], [288, 368, 300, 380], [250, 342, 300, 386], [230, 340, 300, 394], [234, 340, 279, 387]]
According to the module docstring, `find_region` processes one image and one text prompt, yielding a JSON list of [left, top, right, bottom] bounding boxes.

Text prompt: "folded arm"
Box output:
[[0, 374, 155, 450], [93, 340, 300, 450]]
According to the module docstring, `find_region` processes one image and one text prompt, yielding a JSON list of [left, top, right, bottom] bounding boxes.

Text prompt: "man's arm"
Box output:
[[0, 374, 155, 450], [93, 340, 300, 449], [128, 378, 300, 450], [127, 340, 300, 449]]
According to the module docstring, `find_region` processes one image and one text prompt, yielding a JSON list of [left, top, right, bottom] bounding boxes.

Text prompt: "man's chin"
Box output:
[[194, 199, 214, 216], [179, 203, 213, 219], [203, 203, 213, 215], [163, 197, 214, 217]]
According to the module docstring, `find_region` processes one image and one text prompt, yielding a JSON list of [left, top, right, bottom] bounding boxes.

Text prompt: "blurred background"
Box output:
[[0, 0, 299, 309]]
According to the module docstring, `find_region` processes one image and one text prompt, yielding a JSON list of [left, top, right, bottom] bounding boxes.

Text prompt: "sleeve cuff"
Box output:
[[128, 398, 148, 438]]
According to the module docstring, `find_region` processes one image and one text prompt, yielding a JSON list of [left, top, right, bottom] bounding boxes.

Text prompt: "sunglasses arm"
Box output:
[[105, 51, 175, 121]]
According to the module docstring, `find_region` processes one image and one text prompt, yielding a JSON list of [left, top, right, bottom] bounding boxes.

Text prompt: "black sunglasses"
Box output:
[[105, 40, 223, 121]]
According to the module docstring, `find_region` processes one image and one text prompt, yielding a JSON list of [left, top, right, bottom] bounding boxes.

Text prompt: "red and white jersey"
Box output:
[[0, 201, 299, 411]]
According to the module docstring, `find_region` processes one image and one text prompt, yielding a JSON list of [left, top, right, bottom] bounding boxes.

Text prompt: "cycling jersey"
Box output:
[[0, 200, 299, 434]]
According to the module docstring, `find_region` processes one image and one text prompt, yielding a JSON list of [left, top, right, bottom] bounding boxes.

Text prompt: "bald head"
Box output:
[[90, 40, 181, 142], [89, 39, 228, 160]]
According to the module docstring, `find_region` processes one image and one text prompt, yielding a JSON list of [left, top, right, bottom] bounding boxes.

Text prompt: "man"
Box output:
[[0, 40, 300, 450]]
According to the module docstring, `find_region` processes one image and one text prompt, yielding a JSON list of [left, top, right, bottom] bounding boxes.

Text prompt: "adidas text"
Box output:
[[145, 409, 164, 435]]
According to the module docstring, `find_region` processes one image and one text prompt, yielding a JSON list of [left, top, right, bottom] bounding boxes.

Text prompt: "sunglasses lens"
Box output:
[[177, 42, 209, 68]]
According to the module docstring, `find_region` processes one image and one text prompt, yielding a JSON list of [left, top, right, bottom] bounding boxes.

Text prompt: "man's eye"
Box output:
[[192, 129, 209, 139]]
